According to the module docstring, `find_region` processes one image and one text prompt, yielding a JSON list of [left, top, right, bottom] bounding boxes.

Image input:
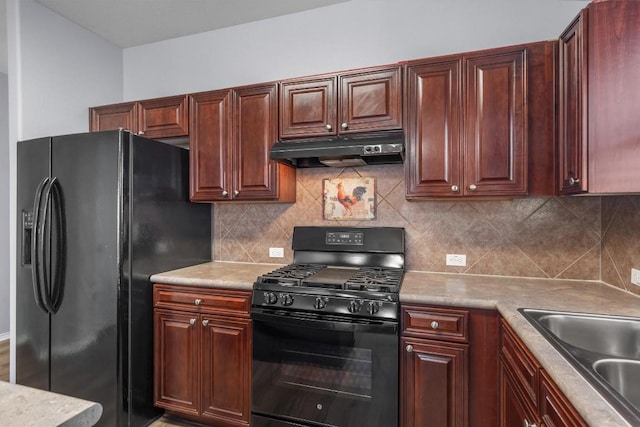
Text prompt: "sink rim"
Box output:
[[518, 307, 640, 426]]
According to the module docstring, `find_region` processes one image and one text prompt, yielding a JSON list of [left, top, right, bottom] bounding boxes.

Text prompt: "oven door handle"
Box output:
[[251, 308, 398, 334]]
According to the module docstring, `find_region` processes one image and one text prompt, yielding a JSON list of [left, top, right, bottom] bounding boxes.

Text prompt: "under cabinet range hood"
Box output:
[[269, 130, 405, 167]]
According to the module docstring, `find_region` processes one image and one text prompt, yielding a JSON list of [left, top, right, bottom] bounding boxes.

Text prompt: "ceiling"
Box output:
[[0, 0, 349, 75]]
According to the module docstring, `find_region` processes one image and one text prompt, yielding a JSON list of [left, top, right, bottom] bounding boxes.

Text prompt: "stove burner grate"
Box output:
[[344, 267, 404, 292]]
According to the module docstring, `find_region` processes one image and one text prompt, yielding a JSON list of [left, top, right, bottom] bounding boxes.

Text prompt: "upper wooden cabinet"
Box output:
[[189, 83, 296, 202], [89, 95, 189, 139], [406, 42, 556, 199], [279, 65, 403, 139], [89, 102, 138, 133], [559, 1, 640, 194]]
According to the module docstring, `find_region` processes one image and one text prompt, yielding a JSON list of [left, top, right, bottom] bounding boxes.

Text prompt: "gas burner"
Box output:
[[344, 267, 404, 292], [257, 264, 326, 286]]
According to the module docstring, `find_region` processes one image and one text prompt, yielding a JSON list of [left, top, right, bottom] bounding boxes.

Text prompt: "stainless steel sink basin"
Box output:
[[594, 359, 640, 411], [519, 308, 640, 425], [534, 312, 640, 358]]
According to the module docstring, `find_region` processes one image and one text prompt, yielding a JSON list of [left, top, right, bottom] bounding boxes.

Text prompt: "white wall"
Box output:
[[7, 0, 124, 381], [0, 72, 9, 338], [123, 0, 590, 100], [17, 0, 123, 139]]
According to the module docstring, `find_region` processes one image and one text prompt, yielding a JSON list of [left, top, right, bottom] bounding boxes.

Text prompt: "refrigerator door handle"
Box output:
[[37, 177, 60, 314], [49, 178, 65, 313], [31, 177, 49, 313]]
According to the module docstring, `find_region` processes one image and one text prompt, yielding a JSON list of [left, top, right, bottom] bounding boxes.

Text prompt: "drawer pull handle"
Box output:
[[406, 344, 413, 353], [194, 298, 202, 306], [189, 318, 196, 326], [202, 319, 209, 326], [569, 177, 581, 186], [523, 419, 537, 427], [431, 321, 439, 329]]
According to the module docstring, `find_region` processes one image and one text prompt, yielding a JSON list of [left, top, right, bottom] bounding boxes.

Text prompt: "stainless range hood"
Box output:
[[269, 130, 405, 168]]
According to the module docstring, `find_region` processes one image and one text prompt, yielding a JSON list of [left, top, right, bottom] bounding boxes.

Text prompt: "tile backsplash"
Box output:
[[213, 165, 640, 296]]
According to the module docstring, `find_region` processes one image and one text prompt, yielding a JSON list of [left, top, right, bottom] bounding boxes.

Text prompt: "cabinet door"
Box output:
[[279, 76, 337, 138], [539, 370, 587, 427], [401, 338, 468, 427], [499, 359, 539, 427], [154, 309, 200, 416], [189, 90, 233, 201], [464, 48, 527, 196], [339, 66, 402, 133], [558, 10, 588, 195], [201, 316, 251, 426], [405, 59, 463, 198], [138, 95, 189, 139], [89, 102, 138, 133], [233, 83, 291, 201]]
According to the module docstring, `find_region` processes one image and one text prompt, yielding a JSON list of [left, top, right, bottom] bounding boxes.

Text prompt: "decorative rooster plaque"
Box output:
[[323, 177, 376, 220]]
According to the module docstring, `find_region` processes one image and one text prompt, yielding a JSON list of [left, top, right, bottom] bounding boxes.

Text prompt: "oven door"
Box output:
[[251, 308, 398, 427]]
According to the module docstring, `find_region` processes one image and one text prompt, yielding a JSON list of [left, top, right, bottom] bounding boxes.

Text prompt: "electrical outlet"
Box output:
[[446, 254, 467, 267], [631, 268, 640, 287], [269, 247, 284, 258]]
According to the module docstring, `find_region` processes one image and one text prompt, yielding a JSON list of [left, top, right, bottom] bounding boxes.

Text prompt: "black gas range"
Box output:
[[251, 226, 404, 427], [252, 226, 405, 321]]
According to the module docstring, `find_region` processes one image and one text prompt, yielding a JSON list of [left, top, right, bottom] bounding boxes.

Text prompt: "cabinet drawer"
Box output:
[[153, 284, 251, 316], [401, 305, 469, 342], [500, 319, 540, 409]]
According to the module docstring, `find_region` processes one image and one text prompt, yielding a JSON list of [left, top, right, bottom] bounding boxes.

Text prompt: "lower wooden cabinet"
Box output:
[[153, 284, 252, 427], [500, 319, 586, 427], [401, 304, 499, 427]]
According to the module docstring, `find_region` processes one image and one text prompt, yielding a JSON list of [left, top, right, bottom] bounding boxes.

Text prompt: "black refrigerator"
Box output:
[[16, 130, 212, 426]]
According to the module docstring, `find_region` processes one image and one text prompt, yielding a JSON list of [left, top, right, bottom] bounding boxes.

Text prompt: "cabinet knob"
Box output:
[[468, 184, 477, 191], [194, 298, 202, 306], [451, 185, 459, 193], [341, 122, 348, 130], [202, 319, 209, 326], [221, 190, 229, 197], [325, 124, 333, 131], [234, 190, 240, 196], [189, 318, 196, 325], [430, 321, 439, 329], [138, 131, 144, 135], [406, 344, 414, 353], [569, 177, 581, 186], [523, 420, 537, 427]]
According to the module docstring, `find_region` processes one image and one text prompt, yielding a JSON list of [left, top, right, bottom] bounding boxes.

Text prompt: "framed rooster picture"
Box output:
[[323, 177, 376, 220]]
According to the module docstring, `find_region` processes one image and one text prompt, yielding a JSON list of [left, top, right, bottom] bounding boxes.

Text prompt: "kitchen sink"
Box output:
[[519, 308, 640, 425], [533, 311, 640, 359]]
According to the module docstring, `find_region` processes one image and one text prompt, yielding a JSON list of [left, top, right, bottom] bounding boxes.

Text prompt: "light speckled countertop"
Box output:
[[151, 261, 640, 427], [0, 381, 103, 426]]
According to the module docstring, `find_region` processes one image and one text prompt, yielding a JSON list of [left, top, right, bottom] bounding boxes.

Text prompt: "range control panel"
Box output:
[[326, 231, 364, 246]]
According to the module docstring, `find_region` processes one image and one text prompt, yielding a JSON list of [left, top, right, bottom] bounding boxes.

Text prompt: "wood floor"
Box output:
[[0, 339, 9, 382]]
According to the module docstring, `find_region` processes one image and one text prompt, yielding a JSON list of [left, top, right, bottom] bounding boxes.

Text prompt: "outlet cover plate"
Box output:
[[446, 254, 467, 267], [631, 268, 640, 287], [269, 247, 284, 258]]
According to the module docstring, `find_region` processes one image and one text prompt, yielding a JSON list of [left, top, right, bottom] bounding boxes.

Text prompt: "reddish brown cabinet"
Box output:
[[89, 95, 189, 139], [499, 319, 586, 427], [406, 42, 556, 198], [559, 1, 640, 194], [279, 65, 402, 139], [401, 305, 498, 427], [89, 102, 138, 133], [189, 82, 296, 202], [153, 284, 252, 427]]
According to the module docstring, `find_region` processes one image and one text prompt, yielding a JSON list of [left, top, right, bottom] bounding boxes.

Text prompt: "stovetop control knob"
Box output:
[[264, 292, 278, 305], [348, 300, 362, 313], [367, 301, 381, 315], [281, 293, 294, 306], [314, 297, 328, 309]]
